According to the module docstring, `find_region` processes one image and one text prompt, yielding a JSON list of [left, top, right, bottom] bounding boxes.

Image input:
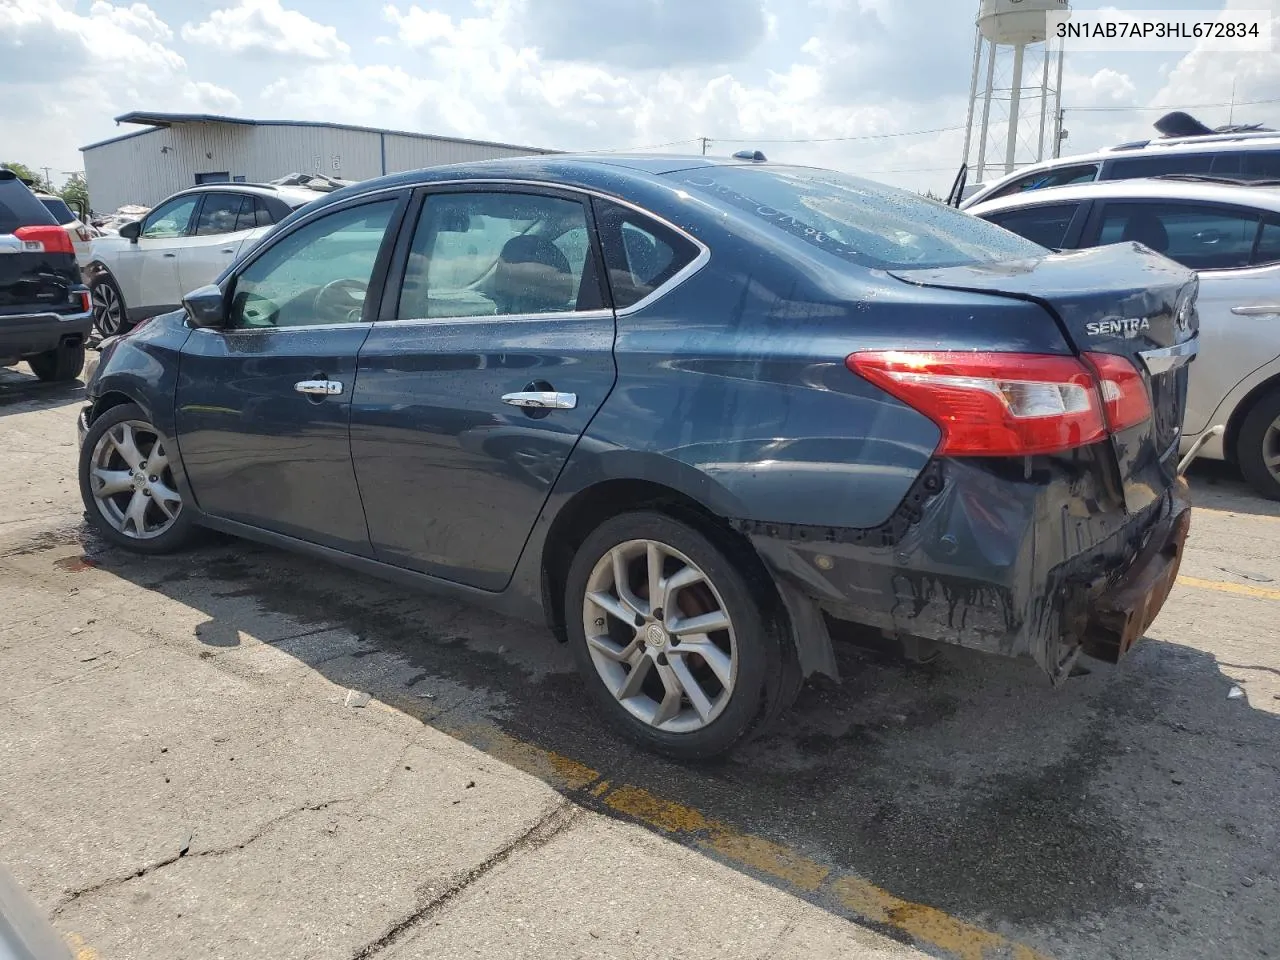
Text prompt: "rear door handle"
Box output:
[[502, 391, 577, 410], [295, 380, 344, 397], [220, 248, 235, 254], [1231, 305, 1280, 316], [163, 252, 176, 258]]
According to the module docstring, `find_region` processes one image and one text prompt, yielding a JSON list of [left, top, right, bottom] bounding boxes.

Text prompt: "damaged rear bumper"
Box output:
[[743, 454, 1191, 684]]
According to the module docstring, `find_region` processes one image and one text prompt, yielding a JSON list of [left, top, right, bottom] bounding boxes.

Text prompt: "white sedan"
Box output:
[[969, 175, 1280, 498], [82, 183, 326, 336]]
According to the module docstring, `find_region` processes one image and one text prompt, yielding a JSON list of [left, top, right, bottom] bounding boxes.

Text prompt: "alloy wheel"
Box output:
[[581, 538, 738, 734], [92, 283, 123, 336], [88, 420, 182, 540], [1265, 416, 1280, 485]]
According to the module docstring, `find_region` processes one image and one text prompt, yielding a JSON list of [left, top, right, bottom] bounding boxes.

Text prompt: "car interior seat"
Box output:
[[493, 235, 575, 314], [1120, 212, 1170, 253]]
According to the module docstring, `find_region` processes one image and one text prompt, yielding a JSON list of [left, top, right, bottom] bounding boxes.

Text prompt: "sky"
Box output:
[[1, 0, 1278, 197]]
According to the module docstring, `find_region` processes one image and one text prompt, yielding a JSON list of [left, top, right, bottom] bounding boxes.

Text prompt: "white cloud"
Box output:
[[88, 1, 172, 42], [182, 0, 350, 62]]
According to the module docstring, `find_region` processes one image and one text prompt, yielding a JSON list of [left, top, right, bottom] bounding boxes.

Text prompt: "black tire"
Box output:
[[564, 510, 800, 761], [26, 341, 85, 382], [79, 402, 196, 554], [1237, 387, 1280, 500], [89, 273, 128, 337]]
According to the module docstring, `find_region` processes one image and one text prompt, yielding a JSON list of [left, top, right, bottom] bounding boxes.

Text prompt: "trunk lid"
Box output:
[[0, 235, 81, 316], [890, 243, 1199, 513]]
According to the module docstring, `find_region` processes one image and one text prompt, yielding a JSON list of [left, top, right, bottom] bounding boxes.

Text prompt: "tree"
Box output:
[[61, 173, 89, 211], [1, 162, 51, 192]]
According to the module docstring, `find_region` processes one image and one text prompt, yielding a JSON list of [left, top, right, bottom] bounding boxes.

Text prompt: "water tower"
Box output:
[[962, 0, 1069, 183]]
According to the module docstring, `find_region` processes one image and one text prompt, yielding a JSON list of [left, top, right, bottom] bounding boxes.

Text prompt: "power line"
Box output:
[[1068, 95, 1280, 113]]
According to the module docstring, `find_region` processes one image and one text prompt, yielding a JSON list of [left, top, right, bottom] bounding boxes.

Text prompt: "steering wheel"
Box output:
[[313, 278, 369, 323]]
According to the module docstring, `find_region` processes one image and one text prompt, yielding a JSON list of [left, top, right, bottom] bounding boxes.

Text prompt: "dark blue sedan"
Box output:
[[78, 155, 1199, 759]]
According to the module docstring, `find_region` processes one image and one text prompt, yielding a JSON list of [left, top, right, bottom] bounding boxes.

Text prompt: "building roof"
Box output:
[[81, 111, 558, 155]]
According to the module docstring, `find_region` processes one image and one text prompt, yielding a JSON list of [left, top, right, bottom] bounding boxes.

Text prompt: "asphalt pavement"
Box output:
[[1, 364, 1276, 960]]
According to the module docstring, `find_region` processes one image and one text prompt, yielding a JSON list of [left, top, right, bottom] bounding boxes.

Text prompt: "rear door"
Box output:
[[891, 245, 1200, 514], [350, 185, 617, 590], [177, 192, 260, 295], [1081, 199, 1274, 436], [981, 201, 1089, 251]]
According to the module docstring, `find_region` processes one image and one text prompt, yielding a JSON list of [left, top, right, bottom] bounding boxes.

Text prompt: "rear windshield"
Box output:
[[670, 165, 1047, 270], [39, 197, 76, 225], [0, 178, 58, 234]]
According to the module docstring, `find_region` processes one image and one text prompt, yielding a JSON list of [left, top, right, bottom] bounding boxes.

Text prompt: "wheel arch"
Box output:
[[89, 390, 143, 425], [1224, 370, 1280, 464]]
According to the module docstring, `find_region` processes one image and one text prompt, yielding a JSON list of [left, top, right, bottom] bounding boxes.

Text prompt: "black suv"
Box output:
[[0, 170, 92, 381]]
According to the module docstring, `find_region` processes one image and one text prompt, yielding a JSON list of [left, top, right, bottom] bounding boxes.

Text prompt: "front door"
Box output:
[[177, 192, 260, 296], [350, 187, 617, 590], [113, 193, 201, 315], [175, 195, 403, 554]]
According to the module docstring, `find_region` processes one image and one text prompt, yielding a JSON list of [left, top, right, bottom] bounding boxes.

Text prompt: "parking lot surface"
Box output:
[[1, 364, 1277, 960]]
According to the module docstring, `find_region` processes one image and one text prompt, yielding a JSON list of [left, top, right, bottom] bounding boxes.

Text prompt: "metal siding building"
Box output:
[[81, 112, 556, 213]]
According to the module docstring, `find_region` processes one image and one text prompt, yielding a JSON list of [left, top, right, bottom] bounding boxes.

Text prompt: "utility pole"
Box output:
[[41, 166, 52, 189], [700, 137, 711, 156]]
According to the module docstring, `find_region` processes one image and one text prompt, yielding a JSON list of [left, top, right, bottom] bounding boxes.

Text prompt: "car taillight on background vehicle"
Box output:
[[1084, 352, 1152, 432], [78, 291, 91, 313], [13, 225, 75, 255], [846, 351, 1111, 457]]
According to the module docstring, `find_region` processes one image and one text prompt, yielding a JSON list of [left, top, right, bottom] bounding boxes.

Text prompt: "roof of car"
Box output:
[[967, 176, 1280, 216], [167, 181, 336, 207]]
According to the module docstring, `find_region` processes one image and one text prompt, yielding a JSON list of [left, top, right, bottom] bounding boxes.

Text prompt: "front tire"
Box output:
[[564, 511, 798, 761], [26, 341, 85, 382], [1237, 387, 1280, 500], [90, 274, 128, 337], [79, 402, 195, 554]]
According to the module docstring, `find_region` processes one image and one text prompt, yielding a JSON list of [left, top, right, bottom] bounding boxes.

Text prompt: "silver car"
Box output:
[[0, 863, 71, 960], [969, 175, 1280, 499]]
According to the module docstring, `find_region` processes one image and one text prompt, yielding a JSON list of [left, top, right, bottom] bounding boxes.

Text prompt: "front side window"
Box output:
[[1097, 201, 1261, 271], [141, 195, 200, 239], [397, 191, 600, 320], [986, 164, 1100, 202], [195, 194, 249, 236], [228, 199, 395, 329], [984, 203, 1081, 250], [1243, 151, 1280, 179], [674, 166, 1046, 270], [594, 200, 700, 309]]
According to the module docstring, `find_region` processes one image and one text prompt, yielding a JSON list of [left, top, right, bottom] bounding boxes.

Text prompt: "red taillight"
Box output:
[[14, 225, 75, 255], [846, 351, 1109, 457], [1084, 352, 1152, 432], [78, 291, 91, 313], [76, 226, 92, 242]]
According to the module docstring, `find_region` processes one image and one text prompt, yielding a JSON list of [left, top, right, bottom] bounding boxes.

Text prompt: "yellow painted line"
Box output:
[[65, 934, 99, 960], [1177, 575, 1280, 601], [439, 721, 1053, 959]]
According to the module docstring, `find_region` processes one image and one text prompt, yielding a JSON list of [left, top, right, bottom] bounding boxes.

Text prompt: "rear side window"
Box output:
[[985, 163, 1100, 202], [984, 203, 1081, 250], [195, 194, 249, 236], [1243, 151, 1280, 179], [593, 200, 700, 309], [234, 198, 273, 231], [675, 166, 1045, 270], [0, 178, 57, 233], [39, 197, 76, 225], [1097, 201, 1261, 271], [1105, 153, 1214, 179]]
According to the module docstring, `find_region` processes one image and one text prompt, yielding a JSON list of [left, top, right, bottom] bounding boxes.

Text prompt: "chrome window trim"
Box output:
[[197, 321, 374, 335], [376, 178, 712, 324], [384, 308, 614, 329]]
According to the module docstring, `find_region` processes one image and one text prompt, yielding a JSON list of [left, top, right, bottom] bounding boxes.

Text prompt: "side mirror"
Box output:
[[118, 220, 141, 242], [183, 284, 226, 329]]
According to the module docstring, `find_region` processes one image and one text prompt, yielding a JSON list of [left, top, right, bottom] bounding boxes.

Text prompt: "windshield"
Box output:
[[670, 165, 1047, 270], [39, 197, 76, 225]]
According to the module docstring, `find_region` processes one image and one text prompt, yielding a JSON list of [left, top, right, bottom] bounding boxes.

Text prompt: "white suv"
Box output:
[[82, 183, 327, 336]]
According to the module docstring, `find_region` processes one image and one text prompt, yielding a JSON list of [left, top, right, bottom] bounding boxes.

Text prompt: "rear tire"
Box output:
[[1237, 387, 1280, 500], [564, 510, 798, 761], [26, 341, 85, 382]]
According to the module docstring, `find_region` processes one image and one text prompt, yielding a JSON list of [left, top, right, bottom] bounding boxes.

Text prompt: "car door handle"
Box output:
[[163, 252, 177, 258], [1231, 305, 1280, 316], [221, 247, 235, 254], [502, 391, 577, 410], [294, 380, 344, 397]]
